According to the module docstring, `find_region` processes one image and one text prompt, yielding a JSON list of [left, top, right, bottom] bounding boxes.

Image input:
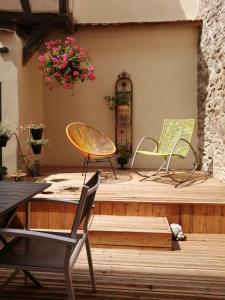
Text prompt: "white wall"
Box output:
[[0, 31, 20, 174], [43, 24, 198, 169], [73, 0, 199, 23]]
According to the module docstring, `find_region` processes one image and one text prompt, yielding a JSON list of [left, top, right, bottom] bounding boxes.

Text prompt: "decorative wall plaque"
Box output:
[[115, 71, 133, 167]]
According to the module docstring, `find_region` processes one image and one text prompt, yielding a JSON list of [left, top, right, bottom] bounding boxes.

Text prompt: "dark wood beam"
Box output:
[[0, 11, 68, 25], [59, 0, 68, 14], [20, 23, 53, 64], [20, 0, 31, 13], [0, 22, 16, 32]]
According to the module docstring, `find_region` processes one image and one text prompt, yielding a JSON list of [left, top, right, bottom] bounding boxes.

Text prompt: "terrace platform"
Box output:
[[16, 167, 225, 233], [1, 234, 225, 299], [89, 215, 172, 249]]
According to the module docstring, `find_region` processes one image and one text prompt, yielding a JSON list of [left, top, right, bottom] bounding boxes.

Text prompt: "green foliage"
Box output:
[[104, 94, 129, 110], [0, 166, 7, 175], [117, 144, 131, 159], [0, 122, 11, 137], [28, 124, 45, 129], [29, 138, 49, 146]]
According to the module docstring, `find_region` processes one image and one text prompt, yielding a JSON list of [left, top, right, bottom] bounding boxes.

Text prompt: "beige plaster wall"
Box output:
[[43, 25, 198, 169], [0, 32, 20, 174], [0, 0, 22, 11], [0, 32, 44, 174], [18, 49, 44, 167], [73, 0, 199, 23], [30, 0, 59, 13]]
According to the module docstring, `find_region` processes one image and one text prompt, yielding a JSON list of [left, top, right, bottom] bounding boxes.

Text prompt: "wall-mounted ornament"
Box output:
[[115, 71, 133, 168]]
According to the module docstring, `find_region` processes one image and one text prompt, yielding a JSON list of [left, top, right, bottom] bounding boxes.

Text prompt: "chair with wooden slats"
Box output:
[[131, 119, 198, 187]]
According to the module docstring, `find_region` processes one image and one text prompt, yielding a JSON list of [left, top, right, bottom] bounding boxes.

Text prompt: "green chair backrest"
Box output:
[[157, 119, 195, 157]]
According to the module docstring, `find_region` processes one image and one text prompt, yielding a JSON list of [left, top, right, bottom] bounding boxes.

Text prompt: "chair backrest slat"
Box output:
[[70, 170, 101, 238], [157, 119, 195, 157]]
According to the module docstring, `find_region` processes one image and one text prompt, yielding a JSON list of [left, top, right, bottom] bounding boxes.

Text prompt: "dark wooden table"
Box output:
[[0, 181, 51, 290], [0, 181, 50, 217]]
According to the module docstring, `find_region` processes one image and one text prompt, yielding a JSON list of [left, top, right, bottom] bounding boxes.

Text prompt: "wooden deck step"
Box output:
[[89, 215, 172, 249]]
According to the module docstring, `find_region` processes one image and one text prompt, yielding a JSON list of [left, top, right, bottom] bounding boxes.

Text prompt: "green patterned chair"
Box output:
[[131, 119, 198, 187]]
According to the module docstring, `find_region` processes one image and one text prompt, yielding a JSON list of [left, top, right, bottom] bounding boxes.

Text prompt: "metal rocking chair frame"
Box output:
[[131, 119, 198, 187]]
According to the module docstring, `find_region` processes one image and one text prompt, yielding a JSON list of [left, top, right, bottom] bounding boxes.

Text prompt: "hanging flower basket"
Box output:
[[38, 36, 95, 89]]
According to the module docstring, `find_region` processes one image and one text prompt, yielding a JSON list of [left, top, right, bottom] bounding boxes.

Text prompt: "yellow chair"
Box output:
[[66, 122, 117, 182], [131, 119, 198, 187]]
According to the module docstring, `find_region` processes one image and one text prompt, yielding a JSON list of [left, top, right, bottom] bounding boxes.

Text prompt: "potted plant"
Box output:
[[0, 122, 11, 147], [28, 160, 41, 176], [28, 124, 45, 140], [117, 145, 132, 169], [11, 169, 26, 182], [29, 138, 49, 155], [104, 94, 130, 111], [0, 165, 7, 180]]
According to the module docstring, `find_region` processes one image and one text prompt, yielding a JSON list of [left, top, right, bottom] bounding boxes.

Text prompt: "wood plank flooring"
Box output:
[[40, 167, 225, 205], [1, 234, 225, 299], [14, 167, 225, 233], [89, 215, 172, 249]]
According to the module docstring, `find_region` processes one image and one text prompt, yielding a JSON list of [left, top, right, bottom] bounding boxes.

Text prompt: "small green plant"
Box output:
[[104, 94, 129, 110], [29, 138, 49, 145], [27, 123, 45, 130], [117, 144, 131, 159], [0, 122, 11, 137], [0, 165, 7, 180]]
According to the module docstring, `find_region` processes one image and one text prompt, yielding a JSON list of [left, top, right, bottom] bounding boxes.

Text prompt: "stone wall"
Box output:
[[198, 0, 225, 180]]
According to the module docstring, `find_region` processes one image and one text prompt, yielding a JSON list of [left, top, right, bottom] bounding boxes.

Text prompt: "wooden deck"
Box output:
[[16, 167, 225, 234], [1, 234, 225, 299], [40, 167, 225, 204]]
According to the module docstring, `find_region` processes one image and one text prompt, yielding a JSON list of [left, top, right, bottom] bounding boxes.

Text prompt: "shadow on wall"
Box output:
[[197, 46, 209, 170]]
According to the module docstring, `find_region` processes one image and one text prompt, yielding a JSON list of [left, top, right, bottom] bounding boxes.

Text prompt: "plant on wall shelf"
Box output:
[[38, 36, 96, 89], [0, 122, 11, 147], [117, 144, 132, 169], [104, 94, 129, 110], [29, 138, 49, 155], [0, 165, 7, 180], [27, 124, 45, 140]]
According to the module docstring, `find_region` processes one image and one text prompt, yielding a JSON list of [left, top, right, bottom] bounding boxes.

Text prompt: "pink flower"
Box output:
[[73, 71, 79, 77], [88, 65, 94, 72], [61, 54, 68, 63], [45, 76, 52, 81], [60, 63, 67, 69], [65, 36, 76, 44], [88, 72, 96, 81], [69, 49, 74, 56], [80, 73, 86, 80], [38, 55, 45, 62], [64, 75, 70, 80], [52, 47, 59, 52], [52, 57, 59, 63], [54, 72, 60, 77], [63, 83, 72, 89]]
